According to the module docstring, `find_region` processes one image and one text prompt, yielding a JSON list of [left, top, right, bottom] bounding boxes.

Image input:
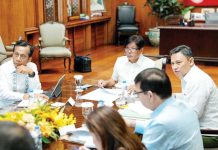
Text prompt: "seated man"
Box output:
[[129, 68, 203, 149], [170, 45, 218, 148], [0, 40, 48, 107], [98, 35, 154, 90], [0, 121, 35, 150]]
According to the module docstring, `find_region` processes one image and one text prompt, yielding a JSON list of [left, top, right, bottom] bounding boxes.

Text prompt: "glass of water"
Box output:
[[74, 75, 83, 89], [75, 89, 84, 107], [81, 102, 94, 119]]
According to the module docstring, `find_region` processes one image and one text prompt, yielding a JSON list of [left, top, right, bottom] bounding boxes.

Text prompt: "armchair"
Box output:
[[0, 36, 13, 65], [117, 5, 139, 45], [38, 21, 72, 73]]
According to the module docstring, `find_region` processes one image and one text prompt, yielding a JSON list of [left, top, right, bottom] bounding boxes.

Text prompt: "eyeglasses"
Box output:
[[125, 47, 139, 52], [13, 52, 28, 60], [132, 91, 145, 98]]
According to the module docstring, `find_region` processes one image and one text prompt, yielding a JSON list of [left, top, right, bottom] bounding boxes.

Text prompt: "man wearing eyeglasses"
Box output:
[[0, 40, 48, 107], [98, 35, 154, 91], [130, 68, 203, 149], [170, 45, 218, 148]]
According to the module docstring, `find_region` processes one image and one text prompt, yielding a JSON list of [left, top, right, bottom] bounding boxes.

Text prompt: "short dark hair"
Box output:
[[124, 35, 145, 50], [13, 40, 34, 57], [169, 45, 192, 57], [134, 68, 172, 99], [0, 121, 36, 150]]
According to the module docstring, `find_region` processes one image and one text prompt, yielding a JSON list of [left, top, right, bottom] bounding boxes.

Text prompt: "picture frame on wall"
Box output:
[[184, 0, 218, 6], [90, 0, 105, 12]]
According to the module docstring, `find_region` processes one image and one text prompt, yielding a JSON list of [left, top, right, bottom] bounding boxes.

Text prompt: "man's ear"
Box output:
[[147, 91, 153, 104], [28, 57, 32, 62], [139, 48, 143, 54], [189, 57, 194, 66]]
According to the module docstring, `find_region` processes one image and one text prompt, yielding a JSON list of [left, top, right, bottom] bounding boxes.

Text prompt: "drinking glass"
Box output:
[[75, 89, 84, 107], [81, 102, 94, 119], [74, 75, 83, 89]]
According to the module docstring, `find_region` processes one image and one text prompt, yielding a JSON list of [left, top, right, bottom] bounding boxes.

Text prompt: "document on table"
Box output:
[[119, 101, 152, 121], [60, 126, 96, 148], [80, 88, 122, 102]]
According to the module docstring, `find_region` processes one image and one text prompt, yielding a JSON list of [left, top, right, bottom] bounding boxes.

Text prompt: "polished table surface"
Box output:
[[44, 77, 100, 150]]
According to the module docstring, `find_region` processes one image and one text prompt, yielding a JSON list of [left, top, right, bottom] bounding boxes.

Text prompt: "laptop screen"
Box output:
[[49, 74, 66, 98]]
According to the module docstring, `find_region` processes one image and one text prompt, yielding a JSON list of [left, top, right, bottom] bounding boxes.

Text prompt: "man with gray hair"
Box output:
[[170, 45, 218, 148]]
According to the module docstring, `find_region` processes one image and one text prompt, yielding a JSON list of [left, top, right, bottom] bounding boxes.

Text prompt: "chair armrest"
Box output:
[[201, 129, 218, 135], [64, 37, 71, 45], [5, 45, 14, 51], [38, 37, 43, 48], [0, 51, 13, 56]]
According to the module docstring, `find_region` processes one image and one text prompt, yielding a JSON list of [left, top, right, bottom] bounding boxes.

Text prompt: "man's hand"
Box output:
[[16, 65, 33, 75], [23, 94, 30, 100], [34, 93, 49, 101], [98, 80, 106, 88]]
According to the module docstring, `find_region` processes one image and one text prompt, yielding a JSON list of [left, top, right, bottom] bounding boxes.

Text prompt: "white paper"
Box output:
[[59, 125, 75, 136], [128, 101, 152, 115], [119, 101, 152, 120], [80, 88, 121, 102], [17, 100, 29, 107], [61, 126, 95, 148], [67, 97, 75, 106], [51, 102, 65, 108], [17, 99, 46, 108]]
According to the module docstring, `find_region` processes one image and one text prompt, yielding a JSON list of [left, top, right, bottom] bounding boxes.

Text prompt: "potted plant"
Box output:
[[144, 0, 194, 46]]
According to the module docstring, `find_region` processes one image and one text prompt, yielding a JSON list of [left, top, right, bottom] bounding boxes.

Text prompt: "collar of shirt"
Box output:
[[151, 96, 174, 118], [183, 65, 197, 83], [125, 54, 144, 66]]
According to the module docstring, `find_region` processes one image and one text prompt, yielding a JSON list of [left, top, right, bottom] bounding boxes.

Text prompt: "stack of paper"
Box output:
[[80, 88, 122, 102], [119, 101, 152, 121]]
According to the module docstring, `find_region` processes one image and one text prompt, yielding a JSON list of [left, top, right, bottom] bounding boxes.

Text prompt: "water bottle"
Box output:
[[31, 126, 43, 150], [116, 81, 127, 107]]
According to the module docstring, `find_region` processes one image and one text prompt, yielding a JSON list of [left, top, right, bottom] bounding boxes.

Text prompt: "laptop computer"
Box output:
[[44, 74, 66, 98]]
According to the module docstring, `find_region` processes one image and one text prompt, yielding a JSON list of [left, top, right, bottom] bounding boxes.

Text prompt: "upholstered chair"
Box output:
[[38, 22, 72, 73], [0, 36, 13, 65]]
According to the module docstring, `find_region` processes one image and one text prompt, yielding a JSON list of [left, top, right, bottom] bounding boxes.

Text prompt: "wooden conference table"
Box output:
[[44, 77, 102, 150]]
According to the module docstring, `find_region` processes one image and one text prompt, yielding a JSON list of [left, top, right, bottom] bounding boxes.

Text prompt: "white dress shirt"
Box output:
[[181, 65, 218, 129], [0, 60, 41, 107], [112, 54, 155, 85]]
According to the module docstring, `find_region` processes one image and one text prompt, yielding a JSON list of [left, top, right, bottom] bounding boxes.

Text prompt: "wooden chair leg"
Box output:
[[68, 57, 71, 72], [39, 58, 42, 74], [64, 58, 66, 68]]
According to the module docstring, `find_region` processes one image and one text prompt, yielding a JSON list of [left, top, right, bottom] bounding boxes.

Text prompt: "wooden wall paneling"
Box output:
[[81, 0, 88, 15], [36, 0, 44, 24], [103, 21, 108, 44], [85, 24, 92, 50], [61, 0, 68, 23], [95, 22, 105, 46], [91, 24, 96, 48], [24, 0, 36, 28], [0, 0, 25, 45], [74, 26, 86, 52], [105, 0, 116, 44], [0, 1, 8, 42]]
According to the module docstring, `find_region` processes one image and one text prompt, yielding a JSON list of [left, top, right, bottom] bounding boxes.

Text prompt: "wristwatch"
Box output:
[[29, 71, 35, 78]]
